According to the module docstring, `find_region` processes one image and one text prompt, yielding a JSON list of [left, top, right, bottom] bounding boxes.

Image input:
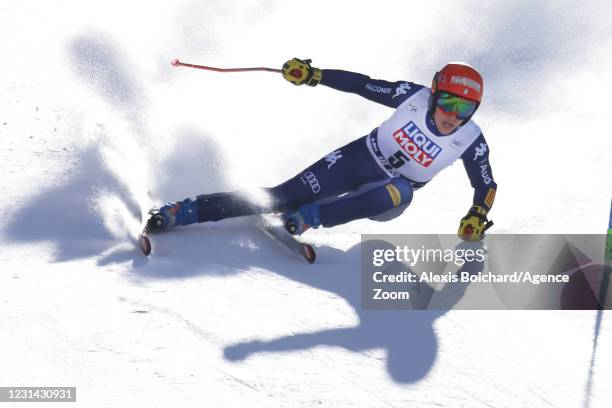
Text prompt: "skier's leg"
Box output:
[[367, 203, 410, 222], [284, 177, 413, 233], [194, 135, 388, 222], [319, 177, 413, 227], [263, 135, 387, 212], [150, 135, 388, 230]]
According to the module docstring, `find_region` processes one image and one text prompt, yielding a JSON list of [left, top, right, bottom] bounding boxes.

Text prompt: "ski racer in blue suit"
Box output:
[[148, 58, 497, 241]]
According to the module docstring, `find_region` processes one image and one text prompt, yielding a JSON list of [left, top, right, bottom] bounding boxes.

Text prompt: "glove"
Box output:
[[282, 58, 322, 86], [458, 206, 492, 241]]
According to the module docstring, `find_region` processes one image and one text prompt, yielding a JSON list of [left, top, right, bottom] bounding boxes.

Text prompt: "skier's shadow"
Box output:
[[4, 132, 226, 269], [4, 147, 136, 262], [224, 239, 485, 384]]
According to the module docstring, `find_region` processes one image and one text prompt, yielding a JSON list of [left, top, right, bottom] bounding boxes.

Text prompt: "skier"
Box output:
[[147, 58, 497, 241]]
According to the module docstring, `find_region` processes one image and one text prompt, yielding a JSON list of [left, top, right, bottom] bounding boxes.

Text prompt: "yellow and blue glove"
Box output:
[[458, 206, 493, 241], [282, 58, 322, 86]]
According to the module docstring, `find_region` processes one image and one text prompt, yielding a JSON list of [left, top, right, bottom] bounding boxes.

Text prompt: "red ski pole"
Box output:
[[170, 58, 281, 73]]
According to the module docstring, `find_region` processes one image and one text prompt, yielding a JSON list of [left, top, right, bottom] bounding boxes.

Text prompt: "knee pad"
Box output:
[[385, 178, 413, 208]]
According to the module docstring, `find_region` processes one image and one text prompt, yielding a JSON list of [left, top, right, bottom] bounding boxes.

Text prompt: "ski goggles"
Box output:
[[435, 92, 478, 120]]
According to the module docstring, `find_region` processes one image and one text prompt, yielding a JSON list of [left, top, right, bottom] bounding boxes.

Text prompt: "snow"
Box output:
[[1, 1, 611, 407]]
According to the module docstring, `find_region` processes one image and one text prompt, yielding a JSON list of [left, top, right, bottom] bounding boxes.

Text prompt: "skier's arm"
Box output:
[[281, 58, 424, 108], [461, 133, 497, 211], [457, 134, 496, 241], [319, 69, 424, 108]]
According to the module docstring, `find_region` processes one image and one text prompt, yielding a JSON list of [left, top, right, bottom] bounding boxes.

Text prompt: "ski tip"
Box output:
[[302, 243, 316, 264], [170, 58, 180, 66], [138, 234, 151, 256]]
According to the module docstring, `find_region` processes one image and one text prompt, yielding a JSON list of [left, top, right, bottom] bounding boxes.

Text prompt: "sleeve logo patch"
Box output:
[[484, 188, 496, 207], [365, 83, 392, 94], [392, 82, 411, 99], [473, 142, 488, 161]]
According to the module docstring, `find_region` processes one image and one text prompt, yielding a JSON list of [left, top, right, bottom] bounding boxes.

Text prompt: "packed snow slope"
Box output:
[[1, 1, 611, 407]]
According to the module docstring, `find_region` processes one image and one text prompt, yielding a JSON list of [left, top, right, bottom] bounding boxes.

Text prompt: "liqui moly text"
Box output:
[[393, 122, 441, 167]]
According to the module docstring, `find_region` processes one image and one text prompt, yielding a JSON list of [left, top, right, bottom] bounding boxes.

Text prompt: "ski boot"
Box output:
[[145, 198, 198, 233], [282, 203, 321, 235]]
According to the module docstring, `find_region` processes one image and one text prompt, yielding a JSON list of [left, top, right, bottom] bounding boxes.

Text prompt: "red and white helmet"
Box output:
[[431, 62, 483, 103]]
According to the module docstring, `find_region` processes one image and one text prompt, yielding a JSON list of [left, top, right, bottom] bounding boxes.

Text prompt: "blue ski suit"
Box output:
[[195, 69, 497, 228]]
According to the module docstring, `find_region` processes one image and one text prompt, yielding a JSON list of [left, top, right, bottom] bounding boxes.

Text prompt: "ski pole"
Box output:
[[170, 58, 282, 73], [598, 199, 612, 308], [584, 200, 612, 407]]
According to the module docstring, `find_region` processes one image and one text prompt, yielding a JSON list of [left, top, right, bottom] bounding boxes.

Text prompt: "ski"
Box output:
[[258, 216, 316, 263], [138, 206, 161, 257], [138, 229, 152, 256], [137, 210, 316, 262]]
